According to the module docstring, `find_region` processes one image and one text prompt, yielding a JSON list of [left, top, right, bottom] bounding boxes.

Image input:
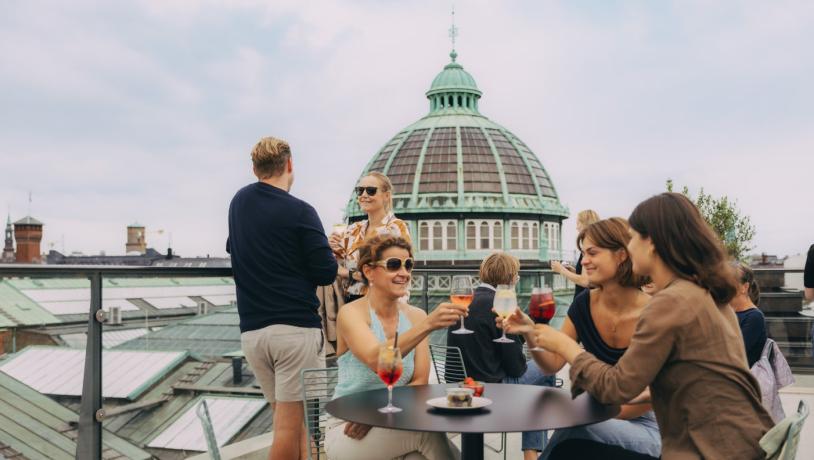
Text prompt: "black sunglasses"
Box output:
[[373, 257, 414, 272], [355, 186, 378, 197]]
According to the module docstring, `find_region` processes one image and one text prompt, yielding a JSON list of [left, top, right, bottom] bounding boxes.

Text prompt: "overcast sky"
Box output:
[[1, 0, 811, 259]]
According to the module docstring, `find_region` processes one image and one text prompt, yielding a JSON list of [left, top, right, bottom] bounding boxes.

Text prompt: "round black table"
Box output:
[[325, 383, 619, 460]]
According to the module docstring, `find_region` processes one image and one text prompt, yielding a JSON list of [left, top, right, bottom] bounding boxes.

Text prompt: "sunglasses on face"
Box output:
[[355, 186, 378, 197], [373, 257, 414, 273]]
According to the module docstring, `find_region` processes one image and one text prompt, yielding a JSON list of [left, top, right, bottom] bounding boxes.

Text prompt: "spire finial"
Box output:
[[448, 5, 458, 62]]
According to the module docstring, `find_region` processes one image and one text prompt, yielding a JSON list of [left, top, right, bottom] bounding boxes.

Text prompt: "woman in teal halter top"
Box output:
[[325, 235, 466, 460]]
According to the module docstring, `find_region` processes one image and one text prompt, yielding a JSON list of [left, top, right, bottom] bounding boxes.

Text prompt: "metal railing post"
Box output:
[[77, 271, 103, 459], [422, 272, 429, 313]]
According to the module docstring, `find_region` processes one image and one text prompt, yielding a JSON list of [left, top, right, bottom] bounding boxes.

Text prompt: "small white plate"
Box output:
[[426, 396, 493, 411]]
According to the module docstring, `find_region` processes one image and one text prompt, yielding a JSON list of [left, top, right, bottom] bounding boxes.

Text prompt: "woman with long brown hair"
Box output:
[[532, 193, 774, 459], [503, 218, 660, 459]]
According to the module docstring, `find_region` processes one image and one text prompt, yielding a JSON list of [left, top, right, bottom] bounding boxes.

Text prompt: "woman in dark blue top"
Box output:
[[731, 262, 767, 368], [502, 218, 661, 460]]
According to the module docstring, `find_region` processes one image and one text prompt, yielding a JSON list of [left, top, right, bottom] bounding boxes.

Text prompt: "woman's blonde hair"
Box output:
[[577, 209, 600, 227], [479, 252, 520, 287], [363, 171, 394, 213]]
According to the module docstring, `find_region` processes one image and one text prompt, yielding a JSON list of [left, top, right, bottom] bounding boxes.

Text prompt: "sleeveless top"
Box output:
[[333, 306, 415, 399], [567, 289, 628, 365], [568, 289, 659, 425]]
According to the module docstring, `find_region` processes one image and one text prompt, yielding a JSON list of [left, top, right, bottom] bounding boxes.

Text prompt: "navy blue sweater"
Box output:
[[227, 182, 338, 333]]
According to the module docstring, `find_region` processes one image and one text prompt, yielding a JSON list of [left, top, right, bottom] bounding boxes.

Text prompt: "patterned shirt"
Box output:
[[341, 213, 411, 295]]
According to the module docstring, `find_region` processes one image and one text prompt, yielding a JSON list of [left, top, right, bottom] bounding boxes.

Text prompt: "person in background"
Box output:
[[329, 172, 411, 303], [551, 209, 600, 300], [326, 235, 462, 460], [734, 263, 795, 423], [807, 244, 814, 358], [502, 218, 660, 460], [228, 137, 338, 460], [730, 262, 767, 368], [447, 252, 554, 460], [532, 193, 773, 459], [805, 244, 814, 302]]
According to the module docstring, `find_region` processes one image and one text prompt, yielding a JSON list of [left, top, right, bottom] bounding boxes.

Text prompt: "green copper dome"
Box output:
[[348, 51, 567, 219], [346, 50, 568, 264]]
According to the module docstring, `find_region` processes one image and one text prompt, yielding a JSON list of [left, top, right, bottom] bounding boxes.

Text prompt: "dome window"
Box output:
[[543, 222, 561, 258], [419, 220, 458, 251], [510, 220, 541, 250], [466, 221, 477, 250], [493, 221, 503, 249], [465, 220, 502, 250], [419, 222, 430, 251]]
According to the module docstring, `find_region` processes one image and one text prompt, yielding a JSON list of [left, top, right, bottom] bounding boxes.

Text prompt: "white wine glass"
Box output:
[[493, 284, 517, 343]]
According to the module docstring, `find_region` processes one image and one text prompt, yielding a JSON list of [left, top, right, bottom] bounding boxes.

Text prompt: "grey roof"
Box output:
[[13, 216, 43, 226], [0, 372, 151, 460], [1, 276, 235, 325], [147, 396, 266, 451], [0, 346, 188, 400], [94, 360, 269, 460], [114, 308, 241, 359]]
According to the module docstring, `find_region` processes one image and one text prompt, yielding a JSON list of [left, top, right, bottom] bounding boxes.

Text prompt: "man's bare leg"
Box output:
[[270, 401, 305, 460]]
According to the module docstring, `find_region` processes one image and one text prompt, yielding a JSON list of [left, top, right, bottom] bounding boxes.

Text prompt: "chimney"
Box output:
[[232, 357, 243, 384]]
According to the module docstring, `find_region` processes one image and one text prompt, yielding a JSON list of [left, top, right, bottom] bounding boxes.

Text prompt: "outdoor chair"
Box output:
[[429, 344, 468, 384], [761, 400, 809, 460], [429, 344, 508, 458], [300, 367, 340, 460], [195, 399, 222, 460]]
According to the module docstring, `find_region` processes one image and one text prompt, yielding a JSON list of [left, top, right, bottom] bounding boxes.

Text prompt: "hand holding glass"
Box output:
[[493, 284, 517, 343], [377, 345, 403, 413], [528, 287, 556, 351], [450, 275, 474, 335]]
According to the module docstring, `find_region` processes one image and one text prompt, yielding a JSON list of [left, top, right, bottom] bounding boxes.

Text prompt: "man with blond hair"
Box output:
[[227, 136, 338, 460], [447, 252, 555, 460]]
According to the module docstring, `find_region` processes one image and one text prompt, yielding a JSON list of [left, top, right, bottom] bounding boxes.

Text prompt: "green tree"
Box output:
[[666, 179, 756, 260]]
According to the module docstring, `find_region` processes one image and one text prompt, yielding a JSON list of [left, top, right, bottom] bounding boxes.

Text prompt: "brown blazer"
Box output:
[[570, 279, 774, 460]]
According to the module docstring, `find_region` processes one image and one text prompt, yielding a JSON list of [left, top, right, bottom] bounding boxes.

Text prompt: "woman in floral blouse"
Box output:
[[329, 172, 411, 302]]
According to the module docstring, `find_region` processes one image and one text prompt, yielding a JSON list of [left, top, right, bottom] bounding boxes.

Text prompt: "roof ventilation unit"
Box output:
[[197, 301, 209, 316]]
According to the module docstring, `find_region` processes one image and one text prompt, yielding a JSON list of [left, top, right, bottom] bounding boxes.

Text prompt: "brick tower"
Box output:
[[14, 216, 43, 263]]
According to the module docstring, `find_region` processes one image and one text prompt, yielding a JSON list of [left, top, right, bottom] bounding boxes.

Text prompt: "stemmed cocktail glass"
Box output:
[[493, 284, 517, 343], [377, 345, 404, 413], [450, 275, 474, 335]]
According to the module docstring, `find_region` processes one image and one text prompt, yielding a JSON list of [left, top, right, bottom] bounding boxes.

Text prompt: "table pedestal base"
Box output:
[[460, 432, 484, 460]]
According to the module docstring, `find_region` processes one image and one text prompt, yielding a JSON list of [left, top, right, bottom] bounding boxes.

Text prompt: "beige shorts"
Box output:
[[241, 324, 325, 404]]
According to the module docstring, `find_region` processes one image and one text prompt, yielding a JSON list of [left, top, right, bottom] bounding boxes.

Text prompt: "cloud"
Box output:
[[1, 0, 811, 258]]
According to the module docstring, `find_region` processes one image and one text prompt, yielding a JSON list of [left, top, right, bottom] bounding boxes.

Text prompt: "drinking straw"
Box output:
[[393, 331, 399, 350]]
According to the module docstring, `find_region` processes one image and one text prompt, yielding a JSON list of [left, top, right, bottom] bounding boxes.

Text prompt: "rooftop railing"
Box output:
[[0, 265, 231, 459], [0, 265, 810, 459]]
